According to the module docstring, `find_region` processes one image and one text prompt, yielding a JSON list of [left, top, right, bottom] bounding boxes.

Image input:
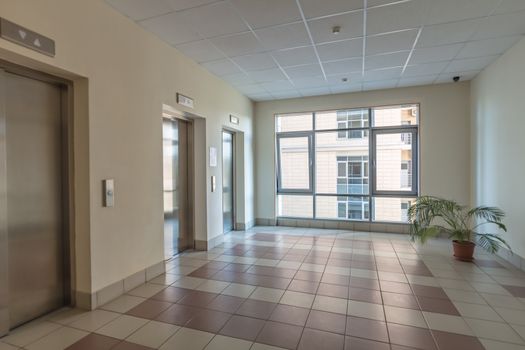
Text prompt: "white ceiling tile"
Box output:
[[435, 70, 480, 83], [271, 90, 302, 99], [330, 83, 362, 94], [272, 46, 318, 67], [260, 80, 296, 91], [176, 40, 225, 63], [299, 87, 332, 96], [363, 67, 403, 81], [106, 0, 173, 21], [367, 0, 405, 7], [210, 32, 264, 57], [248, 68, 287, 82], [246, 92, 273, 101], [232, 53, 277, 71], [326, 72, 363, 85], [323, 58, 363, 75], [472, 11, 525, 40], [221, 72, 255, 86], [410, 44, 464, 64], [403, 61, 449, 77], [317, 39, 363, 62], [417, 18, 483, 48], [363, 79, 399, 90], [367, 1, 427, 35], [444, 55, 500, 73], [284, 64, 324, 79], [231, 0, 301, 29], [182, 1, 248, 37], [139, 12, 200, 45], [398, 75, 437, 87], [494, 0, 525, 15], [237, 83, 267, 94], [424, 0, 499, 26], [365, 51, 409, 70], [255, 22, 311, 50], [292, 76, 328, 88], [299, 0, 363, 19], [456, 36, 522, 59], [307, 11, 364, 44], [166, 0, 217, 11], [366, 29, 419, 55], [202, 59, 241, 76]]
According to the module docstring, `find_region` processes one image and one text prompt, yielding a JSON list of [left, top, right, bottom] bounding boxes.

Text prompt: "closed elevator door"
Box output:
[[0, 70, 66, 335], [163, 118, 189, 258], [222, 131, 234, 233]]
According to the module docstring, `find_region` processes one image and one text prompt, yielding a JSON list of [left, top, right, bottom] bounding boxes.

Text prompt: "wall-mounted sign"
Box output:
[[209, 147, 217, 167], [177, 93, 194, 109], [0, 18, 55, 57], [230, 114, 239, 125]]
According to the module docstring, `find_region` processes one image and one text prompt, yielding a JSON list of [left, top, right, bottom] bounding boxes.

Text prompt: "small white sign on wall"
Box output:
[[209, 147, 217, 167]]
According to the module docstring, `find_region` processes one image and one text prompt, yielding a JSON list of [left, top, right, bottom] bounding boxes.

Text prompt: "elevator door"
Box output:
[[0, 70, 65, 334], [163, 118, 189, 258], [222, 131, 234, 233]]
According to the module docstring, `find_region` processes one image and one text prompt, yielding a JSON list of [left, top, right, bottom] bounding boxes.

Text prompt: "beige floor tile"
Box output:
[[172, 276, 207, 290], [205, 335, 252, 350], [195, 280, 230, 293], [234, 257, 258, 264], [325, 266, 351, 276], [466, 318, 524, 344], [471, 282, 513, 296], [100, 295, 146, 313], [350, 268, 378, 279], [0, 342, 19, 350], [25, 326, 87, 350], [250, 343, 287, 350], [512, 324, 525, 339], [480, 338, 525, 350], [422, 312, 473, 335], [277, 261, 301, 269], [222, 283, 257, 298], [385, 306, 427, 328], [454, 302, 504, 322], [312, 295, 347, 315], [379, 271, 408, 283], [94, 315, 148, 340], [280, 291, 315, 308], [168, 265, 198, 275], [47, 308, 89, 325], [126, 320, 179, 348], [1, 321, 61, 347], [406, 275, 439, 287], [482, 294, 525, 310], [214, 255, 237, 263], [160, 327, 214, 350], [299, 263, 325, 272], [347, 300, 385, 321], [127, 283, 167, 298], [68, 309, 121, 332], [437, 279, 474, 291], [249, 287, 285, 303], [495, 308, 525, 326], [149, 273, 182, 285], [254, 259, 279, 267]]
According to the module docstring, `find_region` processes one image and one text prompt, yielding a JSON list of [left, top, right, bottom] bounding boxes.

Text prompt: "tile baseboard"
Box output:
[[496, 245, 525, 273]]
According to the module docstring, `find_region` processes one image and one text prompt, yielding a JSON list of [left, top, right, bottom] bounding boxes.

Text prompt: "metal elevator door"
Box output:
[[0, 70, 66, 335], [222, 131, 234, 233]]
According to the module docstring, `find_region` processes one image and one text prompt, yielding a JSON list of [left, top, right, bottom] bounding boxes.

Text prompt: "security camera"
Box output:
[[453, 76, 460, 82]]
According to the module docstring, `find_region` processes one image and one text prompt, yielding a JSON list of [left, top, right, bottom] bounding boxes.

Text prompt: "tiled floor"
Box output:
[[2, 226, 525, 350]]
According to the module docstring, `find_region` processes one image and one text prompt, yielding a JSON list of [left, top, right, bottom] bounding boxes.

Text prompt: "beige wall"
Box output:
[[255, 82, 471, 221], [471, 36, 525, 258], [0, 0, 254, 293]]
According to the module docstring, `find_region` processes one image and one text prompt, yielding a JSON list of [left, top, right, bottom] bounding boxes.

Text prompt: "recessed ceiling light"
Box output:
[[342, 77, 349, 83], [332, 26, 341, 35]]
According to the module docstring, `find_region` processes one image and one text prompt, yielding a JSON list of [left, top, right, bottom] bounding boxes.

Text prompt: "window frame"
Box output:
[[276, 131, 314, 194]]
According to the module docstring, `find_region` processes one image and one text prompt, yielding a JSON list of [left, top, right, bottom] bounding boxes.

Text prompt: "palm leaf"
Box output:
[[469, 206, 507, 231], [474, 233, 511, 254]]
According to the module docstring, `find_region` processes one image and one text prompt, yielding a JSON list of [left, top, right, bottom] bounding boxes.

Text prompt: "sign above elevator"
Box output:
[[0, 18, 55, 57], [177, 93, 194, 109]]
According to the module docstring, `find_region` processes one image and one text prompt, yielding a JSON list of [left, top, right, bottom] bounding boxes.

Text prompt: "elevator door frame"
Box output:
[[0, 61, 73, 336], [222, 130, 236, 233]]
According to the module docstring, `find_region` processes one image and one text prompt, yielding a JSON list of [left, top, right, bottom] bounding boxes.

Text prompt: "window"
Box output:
[[276, 104, 419, 223]]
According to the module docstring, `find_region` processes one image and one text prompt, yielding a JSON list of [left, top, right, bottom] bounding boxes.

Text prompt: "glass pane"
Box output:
[[279, 136, 310, 190], [277, 195, 313, 218], [276, 113, 313, 132], [316, 109, 369, 130], [375, 132, 413, 192], [373, 197, 415, 222], [316, 196, 369, 220], [316, 132, 369, 195], [373, 105, 418, 127]]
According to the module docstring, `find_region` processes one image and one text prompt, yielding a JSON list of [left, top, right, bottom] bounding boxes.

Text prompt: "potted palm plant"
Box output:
[[408, 196, 511, 261]]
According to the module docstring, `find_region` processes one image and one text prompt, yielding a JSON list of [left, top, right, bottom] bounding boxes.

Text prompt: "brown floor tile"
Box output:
[[185, 308, 231, 333], [348, 287, 382, 304], [256, 321, 304, 350], [126, 299, 172, 319], [283, 254, 306, 262], [351, 261, 377, 270], [377, 264, 404, 273], [388, 323, 437, 350], [306, 310, 346, 335], [236, 299, 277, 320], [223, 263, 251, 272], [294, 270, 323, 282], [112, 341, 154, 350], [432, 330, 485, 350], [65, 334, 120, 350], [288, 279, 319, 294], [304, 256, 328, 264], [219, 315, 265, 341], [344, 337, 390, 350], [177, 290, 217, 307], [253, 275, 291, 289], [205, 294, 245, 313], [188, 267, 220, 278], [247, 266, 296, 278], [203, 261, 230, 270], [379, 281, 412, 295], [321, 273, 350, 286], [502, 285, 525, 298], [417, 296, 460, 315], [327, 258, 352, 267], [155, 304, 201, 326], [330, 252, 352, 260], [151, 286, 192, 303], [402, 265, 433, 276], [212, 270, 239, 282], [411, 285, 448, 299], [346, 316, 389, 343], [349, 277, 380, 290], [298, 328, 344, 350], [317, 283, 348, 299], [270, 304, 310, 326], [382, 292, 420, 310]]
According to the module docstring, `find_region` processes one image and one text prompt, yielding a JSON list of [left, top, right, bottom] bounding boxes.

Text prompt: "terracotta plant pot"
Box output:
[[453, 240, 475, 262]]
